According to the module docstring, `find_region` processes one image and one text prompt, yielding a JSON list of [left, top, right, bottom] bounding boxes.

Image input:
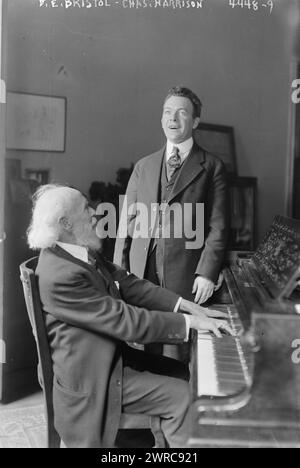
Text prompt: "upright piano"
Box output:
[[188, 215, 300, 448]]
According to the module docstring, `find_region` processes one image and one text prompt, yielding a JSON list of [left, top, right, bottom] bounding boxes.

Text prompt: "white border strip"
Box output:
[[0, 338, 6, 363]]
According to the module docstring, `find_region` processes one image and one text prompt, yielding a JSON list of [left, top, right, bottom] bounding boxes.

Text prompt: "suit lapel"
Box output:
[[169, 143, 206, 202], [51, 245, 110, 287], [95, 254, 122, 298], [144, 147, 165, 202]]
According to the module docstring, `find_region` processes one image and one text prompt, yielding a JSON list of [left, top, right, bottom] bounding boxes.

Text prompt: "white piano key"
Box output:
[[197, 333, 225, 397]]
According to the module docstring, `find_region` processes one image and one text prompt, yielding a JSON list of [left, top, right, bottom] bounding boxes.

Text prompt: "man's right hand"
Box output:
[[189, 314, 234, 338]]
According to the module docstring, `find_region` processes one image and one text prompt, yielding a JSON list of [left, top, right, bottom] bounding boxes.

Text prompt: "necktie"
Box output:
[[87, 249, 97, 267], [167, 146, 181, 179]]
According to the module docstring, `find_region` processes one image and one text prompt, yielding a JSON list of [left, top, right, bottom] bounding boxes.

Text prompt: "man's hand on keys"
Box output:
[[180, 298, 229, 320], [189, 314, 234, 338]]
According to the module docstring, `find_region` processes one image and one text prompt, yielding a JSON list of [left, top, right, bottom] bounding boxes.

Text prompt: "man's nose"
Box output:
[[169, 112, 178, 121], [89, 207, 97, 225]]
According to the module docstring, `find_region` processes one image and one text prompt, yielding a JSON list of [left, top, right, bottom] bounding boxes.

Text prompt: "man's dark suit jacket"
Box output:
[[36, 245, 186, 448], [114, 142, 228, 301]]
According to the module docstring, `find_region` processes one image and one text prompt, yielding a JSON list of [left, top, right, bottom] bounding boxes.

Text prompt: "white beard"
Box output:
[[74, 226, 102, 251]]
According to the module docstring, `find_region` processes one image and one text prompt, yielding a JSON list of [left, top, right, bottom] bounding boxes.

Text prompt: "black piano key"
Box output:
[[213, 336, 248, 394], [218, 380, 247, 395], [214, 357, 244, 368], [217, 371, 246, 381], [214, 357, 244, 367]]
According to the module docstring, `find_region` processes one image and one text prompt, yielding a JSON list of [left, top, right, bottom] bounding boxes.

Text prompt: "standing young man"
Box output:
[[114, 86, 228, 361]]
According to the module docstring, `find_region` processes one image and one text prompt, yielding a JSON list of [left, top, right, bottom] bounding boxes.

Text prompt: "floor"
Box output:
[[0, 391, 46, 448], [0, 391, 44, 413], [0, 391, 153, 448]]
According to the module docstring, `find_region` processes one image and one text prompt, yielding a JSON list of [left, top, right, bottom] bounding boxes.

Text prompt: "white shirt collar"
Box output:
[[56, 242, 89, 264], [166, 137, 193, 162]]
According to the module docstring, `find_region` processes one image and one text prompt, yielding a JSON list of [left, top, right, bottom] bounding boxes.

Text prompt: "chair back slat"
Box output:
[[20, 257, 60, 448]]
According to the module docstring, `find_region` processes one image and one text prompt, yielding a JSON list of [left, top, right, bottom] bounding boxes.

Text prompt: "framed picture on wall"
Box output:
[[6, 92, 66, 152], [25, 168, 50, 185], [25, 168, 50, 194], [5, 158, 21, 180], [193, 123, 237, 174]]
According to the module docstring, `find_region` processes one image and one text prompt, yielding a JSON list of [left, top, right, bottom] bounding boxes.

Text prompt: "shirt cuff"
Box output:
[[173, 297, 182, 313], [183, 314, 191, 342]]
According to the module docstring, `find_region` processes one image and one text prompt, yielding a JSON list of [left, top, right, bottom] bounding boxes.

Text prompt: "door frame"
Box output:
[[0, 0, 7, 400]]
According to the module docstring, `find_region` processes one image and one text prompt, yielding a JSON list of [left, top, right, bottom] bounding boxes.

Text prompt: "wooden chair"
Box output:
[[19, 256, 166, 448]]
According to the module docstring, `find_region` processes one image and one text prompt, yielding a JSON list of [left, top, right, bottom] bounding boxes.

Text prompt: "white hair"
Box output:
[[27, 184, 82, 250]]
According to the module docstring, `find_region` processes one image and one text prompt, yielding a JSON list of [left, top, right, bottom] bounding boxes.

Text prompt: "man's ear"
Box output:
[[192, 117, 201, 130], [59, 216, 73, 232]]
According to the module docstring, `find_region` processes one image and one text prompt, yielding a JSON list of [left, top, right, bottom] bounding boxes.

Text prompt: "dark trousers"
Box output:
[[121, 345, 191, 448], [144, 248, 190, 364], [143, 247, 164, 355]]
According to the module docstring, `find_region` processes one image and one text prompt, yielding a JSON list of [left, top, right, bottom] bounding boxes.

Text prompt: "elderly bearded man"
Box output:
[[27, 184, 231, 448]]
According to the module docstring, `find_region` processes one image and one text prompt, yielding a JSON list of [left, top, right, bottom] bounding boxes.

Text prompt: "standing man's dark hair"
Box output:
[[164, 86, 202, 119]]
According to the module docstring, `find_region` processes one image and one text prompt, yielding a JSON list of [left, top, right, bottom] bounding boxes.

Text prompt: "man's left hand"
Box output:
[[180, 298, 228, 319], [192, 276, 215, 304]]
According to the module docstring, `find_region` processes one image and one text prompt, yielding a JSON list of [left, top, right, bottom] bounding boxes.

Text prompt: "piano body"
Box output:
[[188, 216, 300, 448]]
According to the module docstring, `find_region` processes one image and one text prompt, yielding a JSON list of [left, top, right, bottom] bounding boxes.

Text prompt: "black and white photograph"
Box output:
[[0, 0, 300, 451]]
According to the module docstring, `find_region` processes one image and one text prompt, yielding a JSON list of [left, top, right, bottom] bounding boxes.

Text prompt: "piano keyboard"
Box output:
[[197, 306, 251, 397]]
